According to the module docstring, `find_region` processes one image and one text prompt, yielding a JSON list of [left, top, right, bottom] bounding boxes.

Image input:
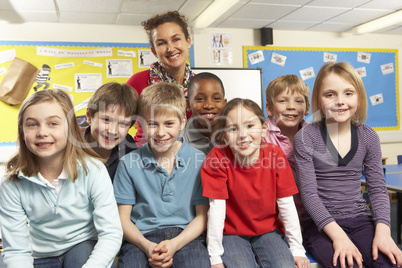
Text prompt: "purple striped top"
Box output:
[[293, 122, 390, 231]]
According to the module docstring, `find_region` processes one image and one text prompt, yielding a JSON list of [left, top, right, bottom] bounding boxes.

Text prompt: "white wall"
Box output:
[[1, 22, 402, 163]]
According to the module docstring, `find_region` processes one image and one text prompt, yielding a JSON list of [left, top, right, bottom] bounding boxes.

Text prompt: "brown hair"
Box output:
[[265, 74, 310, 111], [142, 11, 190, 47], [138, 82, 186, 122], [214, 98, 266, 144], [6, 89, 99, 182], [87, 82, 138, 125], [311, 62, 367, 126]]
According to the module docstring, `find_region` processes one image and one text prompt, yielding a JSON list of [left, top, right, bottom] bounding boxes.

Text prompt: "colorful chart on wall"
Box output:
[[243, 46, 399, 131], [0, 41, 194, 145]]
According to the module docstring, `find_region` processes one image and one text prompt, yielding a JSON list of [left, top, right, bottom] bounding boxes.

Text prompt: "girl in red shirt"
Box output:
[[201, 98, 309, 268]]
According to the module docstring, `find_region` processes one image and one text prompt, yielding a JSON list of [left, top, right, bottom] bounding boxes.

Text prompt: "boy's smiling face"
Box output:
[[86, 106, 132, 151], [142, 110, 186, 157], [266, 89, 309, 130], [188, 79, 227, 130]]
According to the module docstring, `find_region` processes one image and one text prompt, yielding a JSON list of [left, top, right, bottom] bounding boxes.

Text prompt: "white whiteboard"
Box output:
[[192, 68, 263, 108]]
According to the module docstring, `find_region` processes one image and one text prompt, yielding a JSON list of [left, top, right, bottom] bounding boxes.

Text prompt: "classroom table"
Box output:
[[382, 164, 402, 174], [362, 165, 402, 244]]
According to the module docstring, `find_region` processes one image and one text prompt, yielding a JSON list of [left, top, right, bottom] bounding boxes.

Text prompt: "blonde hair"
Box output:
[[215, 98, 266, 144], [138, 82, 186, 121], [265, 74, 310, 110], [6, 89, 99, 182], [87, 82, 138, 125], [311, 62, 367, 126]]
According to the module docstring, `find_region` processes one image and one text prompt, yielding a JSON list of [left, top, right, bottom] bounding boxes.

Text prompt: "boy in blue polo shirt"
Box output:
[[113, 82, 210, 268]]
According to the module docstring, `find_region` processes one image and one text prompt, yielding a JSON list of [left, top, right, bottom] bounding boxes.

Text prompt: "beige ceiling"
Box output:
[[1, 0, 402, 34]]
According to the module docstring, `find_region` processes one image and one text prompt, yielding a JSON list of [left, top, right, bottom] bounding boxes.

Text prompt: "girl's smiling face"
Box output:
[[223, 105, 267, 165], [319, 73, 358, 125], [23, 101, 68, 167]]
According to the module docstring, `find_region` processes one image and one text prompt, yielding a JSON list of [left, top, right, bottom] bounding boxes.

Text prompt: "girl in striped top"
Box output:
[[294, 62, 402, 268]]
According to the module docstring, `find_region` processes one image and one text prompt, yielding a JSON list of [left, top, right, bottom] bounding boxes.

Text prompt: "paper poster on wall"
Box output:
[[299, 67, 315, 80], [210, 49, 233, 65], [249, 50, 265, 65], [356, 67, 367, 78], [138, 50, 157, 68], [117, 50, 135, 57], [370, 93, 384, 106], [357, 52, 371, 64], [381, 63, 394, 75], [271, 52, 286, 66], [37, 46, 113, 57], [323, 52, 337, 62], [106, 59, 133, 78], [83, 60, 102, 68], [210, 33, 231, 48], [75, 73, 102, 92], [55, 62, 75, 69], [209, 32, 232, 65], [33, 64, 52, 91], [0, 49, 16, 64]]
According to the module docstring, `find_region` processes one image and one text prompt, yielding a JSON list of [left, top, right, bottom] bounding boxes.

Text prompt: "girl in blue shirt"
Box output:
[[0, 89, 123, 268]]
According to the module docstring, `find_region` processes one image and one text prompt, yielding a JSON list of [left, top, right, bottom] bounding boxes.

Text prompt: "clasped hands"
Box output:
[[147, 240, 177, 268]]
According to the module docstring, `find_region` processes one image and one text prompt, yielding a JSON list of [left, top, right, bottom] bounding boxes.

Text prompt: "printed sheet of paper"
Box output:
[[138, 50, 158, 68], [323, 52, 337, 62], [0, 49, 16, 64], [75, 73, 102, 92], [271, 52, 286, 66], [117, 50, 136, 57], [357, 52, 371, 64], [381, 63, 394, 75], [106, 59, 133, 78], [299, 67, 315, 80], [370, 93, 384, 106], [55, 62, 75, 69], [84, 60, 103, 68], [356, 67, 367, 78], [37, 47, 112, 57], [248, 50, 265, 65]]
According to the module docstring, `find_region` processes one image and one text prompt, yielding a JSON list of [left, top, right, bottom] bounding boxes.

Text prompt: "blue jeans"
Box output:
[[303, 215, 397, 268], [118, 227, 210, 268], [221, 229, 294, 268], [33, 240, 96, 268]]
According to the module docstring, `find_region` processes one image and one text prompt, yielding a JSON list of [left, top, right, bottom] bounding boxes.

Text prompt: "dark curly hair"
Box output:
[[142, 11, 189, 47]]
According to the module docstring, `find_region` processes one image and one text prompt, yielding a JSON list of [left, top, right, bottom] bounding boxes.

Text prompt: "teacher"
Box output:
[[127, 11, 194, 146]]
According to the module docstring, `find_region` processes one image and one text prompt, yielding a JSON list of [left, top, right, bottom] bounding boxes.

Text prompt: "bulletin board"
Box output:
[[243, 46, 399, 131], [0, 40, 194, 147]]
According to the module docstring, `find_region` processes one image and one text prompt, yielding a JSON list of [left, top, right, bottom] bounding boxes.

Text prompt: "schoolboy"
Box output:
[[84, 82, 138, 181], [113, 82, 210, 268], [263, 74, 310, 171], [183, 72, 227, 155]]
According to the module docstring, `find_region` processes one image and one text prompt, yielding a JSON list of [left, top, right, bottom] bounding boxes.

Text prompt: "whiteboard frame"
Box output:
[[192, 67, 264, 108]]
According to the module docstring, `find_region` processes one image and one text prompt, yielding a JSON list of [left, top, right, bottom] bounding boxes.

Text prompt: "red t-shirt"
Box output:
[[201, 143, 298, 236]]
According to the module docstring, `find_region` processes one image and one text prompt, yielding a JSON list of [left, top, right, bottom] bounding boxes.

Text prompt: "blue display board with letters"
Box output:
[[244, 46, 399, 130]]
